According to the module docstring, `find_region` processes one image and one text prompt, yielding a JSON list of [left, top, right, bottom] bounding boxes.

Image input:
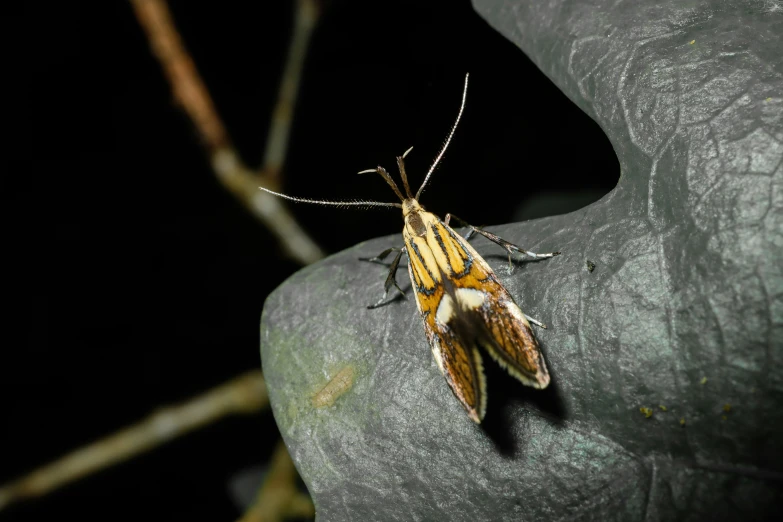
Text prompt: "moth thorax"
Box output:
[[403, 199, 427, 237]]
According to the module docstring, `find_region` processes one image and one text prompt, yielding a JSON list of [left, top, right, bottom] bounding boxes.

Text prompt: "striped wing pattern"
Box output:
[[404, 212, 550, 422]]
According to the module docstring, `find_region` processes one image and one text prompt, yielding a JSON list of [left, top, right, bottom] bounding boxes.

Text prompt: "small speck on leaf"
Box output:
[[312, 366, 356, 408], [586, 260, 596, 273], [700, 376, 708, 385], [658, 405, 667, 411], [689, 39, 696, 45], [680, 417, 686, 427], [639, 407, 653, 418]]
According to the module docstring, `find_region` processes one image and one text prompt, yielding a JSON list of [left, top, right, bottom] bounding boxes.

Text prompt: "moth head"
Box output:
[[402, 198, 424, 217]]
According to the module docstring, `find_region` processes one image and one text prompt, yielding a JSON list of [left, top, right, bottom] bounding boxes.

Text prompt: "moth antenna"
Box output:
[[396, 152, 414, 199], [402, 146, 413, 158], [259, 186, 402, 209], [415, 73, 469, 201], [358, 166, 406, 202]]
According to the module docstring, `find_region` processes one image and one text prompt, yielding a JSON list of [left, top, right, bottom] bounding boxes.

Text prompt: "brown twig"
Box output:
[[131, 0, 228, 151], [0, 371, 268, 512], [262, 0, 320, 184], [235, 441, 315, 522], [1, 2, 324, 515], [130, 0, 324, 265], [285, 492, 317, 519]]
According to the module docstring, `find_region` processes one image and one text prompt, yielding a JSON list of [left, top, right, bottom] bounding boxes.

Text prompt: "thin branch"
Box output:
[[130, 0, 324, 265], [1, 2, 324, 514], [0, 371, 268, 512], [285, 492, 317, 519], [235, 441, 315, 522], [131, 0, 228, 151], [262, 0, 320, 184]]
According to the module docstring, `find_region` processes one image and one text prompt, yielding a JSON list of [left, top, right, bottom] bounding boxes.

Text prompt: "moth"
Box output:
[[260, 74, 559, 422]]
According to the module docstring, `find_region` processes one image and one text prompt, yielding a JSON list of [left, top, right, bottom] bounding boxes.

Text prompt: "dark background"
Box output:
[[15, 1, 618, 520]]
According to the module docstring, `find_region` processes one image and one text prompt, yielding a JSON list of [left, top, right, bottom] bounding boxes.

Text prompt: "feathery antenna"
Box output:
[[259, 74, 469, 209], [258, 186, 402, 209], [358, 166, 406, 202], [415, 73, 469, 201], [396, 155, 413, 199]]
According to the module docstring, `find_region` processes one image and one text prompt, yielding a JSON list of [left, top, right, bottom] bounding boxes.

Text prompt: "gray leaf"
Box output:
[[261, 1, 783, 520]]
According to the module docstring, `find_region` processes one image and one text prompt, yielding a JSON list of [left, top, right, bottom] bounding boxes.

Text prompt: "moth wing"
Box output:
[[434, 220, 551, 389], [470, 288, 550, 389], [404, 229, 488, 423], [423, 311, 487, 423]]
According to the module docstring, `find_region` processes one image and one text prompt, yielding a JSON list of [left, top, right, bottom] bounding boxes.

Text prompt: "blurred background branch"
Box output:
[[0, 371, 313, 520], [261, 0, 319, 185], [0, 372, 268, 511], [130, 0, 324, 265], [236, 442, 316, 522], [8, 1, 321, 520]]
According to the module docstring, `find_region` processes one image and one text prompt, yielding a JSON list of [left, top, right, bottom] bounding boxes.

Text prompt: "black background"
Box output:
[[14, 1, 618, 520]]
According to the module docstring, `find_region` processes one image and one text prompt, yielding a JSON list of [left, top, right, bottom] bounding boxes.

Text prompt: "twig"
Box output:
[[235, 441, 315, 522], [130, 0, 324, 265], [262, 0, 320, 184], [0, 371, 268, 512], [1, 2, 325, 514], [285, 492, 316, 519]]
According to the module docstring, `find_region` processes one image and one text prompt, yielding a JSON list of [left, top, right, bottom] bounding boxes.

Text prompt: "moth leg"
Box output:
[[462, 225, 486, 242], [523, 313, 547, 329], [367, 247, 407, 309], [445, 213, 560, 272], [359, 246, 402, 265], [444, 214, 484, 240]]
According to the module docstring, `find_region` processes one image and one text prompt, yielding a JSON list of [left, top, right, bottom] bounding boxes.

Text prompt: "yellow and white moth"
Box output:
[[261, 74, 559, 423]]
